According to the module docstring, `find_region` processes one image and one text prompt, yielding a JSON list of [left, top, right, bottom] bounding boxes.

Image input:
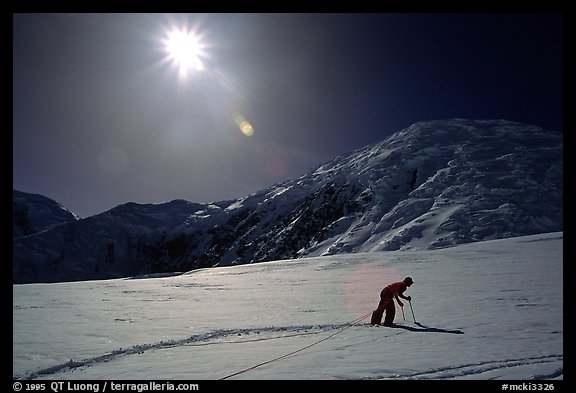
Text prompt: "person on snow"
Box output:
[[370, 277, 413, 326]]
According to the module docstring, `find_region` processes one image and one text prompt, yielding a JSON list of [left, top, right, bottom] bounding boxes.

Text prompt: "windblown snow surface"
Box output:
[[13, 232, 562, 380]]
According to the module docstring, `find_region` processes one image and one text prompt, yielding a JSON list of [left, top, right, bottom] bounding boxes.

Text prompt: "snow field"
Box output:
[[13, 233, 563, 380]]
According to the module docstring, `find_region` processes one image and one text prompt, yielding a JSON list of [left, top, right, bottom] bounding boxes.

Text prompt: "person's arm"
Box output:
[[396, 288, 411, 306], [398, 293, 411, 301]]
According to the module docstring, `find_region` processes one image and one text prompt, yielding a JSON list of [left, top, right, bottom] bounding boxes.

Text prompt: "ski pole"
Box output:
[[409, 299, 417, 323], [401, 304, 406, 321]]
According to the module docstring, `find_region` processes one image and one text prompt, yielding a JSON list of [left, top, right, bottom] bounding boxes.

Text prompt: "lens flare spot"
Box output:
[[344, 264, 402, 318], [240, 122, 254, 137], [234, 114, 254, 137], [266, 157, 287, 177]]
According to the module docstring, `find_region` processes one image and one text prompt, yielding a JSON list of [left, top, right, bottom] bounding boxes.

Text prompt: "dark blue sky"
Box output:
[[13, 13, 563, 218]]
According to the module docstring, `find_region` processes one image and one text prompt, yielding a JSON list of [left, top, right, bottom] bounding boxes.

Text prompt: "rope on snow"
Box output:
[[219, 311, 373, 380]]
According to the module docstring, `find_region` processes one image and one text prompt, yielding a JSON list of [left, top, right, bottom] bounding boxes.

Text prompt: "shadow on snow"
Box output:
[[387, 322, 464, 334]]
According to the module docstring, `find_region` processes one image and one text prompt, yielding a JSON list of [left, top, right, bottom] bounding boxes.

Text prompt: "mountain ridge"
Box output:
[[13, 118, 563, 283], [13, 190, 79, 240]]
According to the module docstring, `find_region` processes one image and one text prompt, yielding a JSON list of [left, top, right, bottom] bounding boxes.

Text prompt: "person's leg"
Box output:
[[371, 297, 389, 325], [383, 301, 396, 326]]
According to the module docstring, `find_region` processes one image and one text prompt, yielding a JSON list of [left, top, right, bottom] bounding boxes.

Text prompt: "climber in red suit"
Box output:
[[371, 277, 414, 326]]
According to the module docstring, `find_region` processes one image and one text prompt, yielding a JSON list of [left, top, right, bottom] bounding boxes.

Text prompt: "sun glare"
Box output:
[[163, 27, 206, 77]]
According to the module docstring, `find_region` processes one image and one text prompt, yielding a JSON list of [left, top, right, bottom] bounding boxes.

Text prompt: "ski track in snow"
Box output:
[[16, 323, 345, 380], [18, 322, 563, 381], [360, 354, 563, 380]]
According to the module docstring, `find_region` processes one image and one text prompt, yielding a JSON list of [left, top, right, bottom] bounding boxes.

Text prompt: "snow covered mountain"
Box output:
[[13, 119, 563, 284], [13, 189, 79, 240]]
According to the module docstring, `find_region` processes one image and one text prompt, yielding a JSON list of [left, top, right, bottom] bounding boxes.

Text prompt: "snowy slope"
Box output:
[[13, 232, 563, 380], [13, 119, 563, 283], [13, 190, 78, 239]]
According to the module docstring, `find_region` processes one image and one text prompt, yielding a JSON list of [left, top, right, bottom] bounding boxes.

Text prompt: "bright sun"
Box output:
[[163, 28, 206, 76]]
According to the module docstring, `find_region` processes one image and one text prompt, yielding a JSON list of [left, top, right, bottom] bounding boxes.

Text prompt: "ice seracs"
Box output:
[[13, 119, 562, 283]]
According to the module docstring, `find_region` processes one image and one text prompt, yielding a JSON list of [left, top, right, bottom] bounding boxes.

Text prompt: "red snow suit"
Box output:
[[370, 281, 409, 326]]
